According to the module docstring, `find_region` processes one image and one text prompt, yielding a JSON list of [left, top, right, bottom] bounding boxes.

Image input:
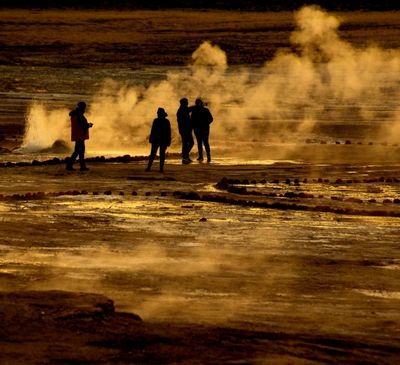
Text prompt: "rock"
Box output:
[[215, 177, 229, 190], [39, 139, 71, 153], [199, 217, 207, 222], [31, 160, 42, 166], [227, 186, 247, 195], [0, 290, 141, 322], [185, 192, 201, 200]]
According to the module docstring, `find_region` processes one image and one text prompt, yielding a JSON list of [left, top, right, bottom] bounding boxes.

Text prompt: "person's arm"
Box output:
[[176, 110, 184, 135], [149, 120, 157, 143], [166, 120, 171, 146], [78, 114, 92, 130], [207, 109, 213, 124]]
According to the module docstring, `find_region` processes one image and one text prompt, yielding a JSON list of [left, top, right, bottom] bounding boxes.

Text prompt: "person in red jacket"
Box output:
[[66, 101, 93, 171], [145, 107, 171, 173]]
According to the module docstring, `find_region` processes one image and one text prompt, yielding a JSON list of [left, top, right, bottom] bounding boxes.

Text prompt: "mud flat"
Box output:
[[0, 150, 399, 364]]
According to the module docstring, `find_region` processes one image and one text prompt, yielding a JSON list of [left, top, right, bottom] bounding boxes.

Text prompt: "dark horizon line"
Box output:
[[1, 1, 400, 12]]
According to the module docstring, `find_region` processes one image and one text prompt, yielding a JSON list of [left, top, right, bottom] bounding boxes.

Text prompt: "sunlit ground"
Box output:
[[0, 160, 399, 345]]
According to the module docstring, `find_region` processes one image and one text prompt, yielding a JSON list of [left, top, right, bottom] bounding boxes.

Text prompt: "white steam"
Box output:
[[23, 103, 69, 152], [22, 6, 400, 155]]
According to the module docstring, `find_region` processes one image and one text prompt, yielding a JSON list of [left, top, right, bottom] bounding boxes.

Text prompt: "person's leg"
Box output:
[[159, 145, 167, 172], [203, 128, 211, 162], [77, 140, 87, 170], [66, 142, 79, 170], [187, 132, 194, 161], [146, 143, 158, 171], [194, 129, 203, 160], [182, 134, 190, 161], [180, 133, 186, 160]]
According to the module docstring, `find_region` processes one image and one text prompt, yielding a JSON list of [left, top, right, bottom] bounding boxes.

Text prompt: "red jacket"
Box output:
[[70, 109, 89, 141]]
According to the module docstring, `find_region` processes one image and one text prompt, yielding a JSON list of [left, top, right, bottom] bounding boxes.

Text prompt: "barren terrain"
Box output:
[[0, 8, 400, 365]]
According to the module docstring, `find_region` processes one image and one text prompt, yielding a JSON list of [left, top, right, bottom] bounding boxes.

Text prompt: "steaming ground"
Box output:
[[1, 7, 400, 155], [1, 6, 400, 364]]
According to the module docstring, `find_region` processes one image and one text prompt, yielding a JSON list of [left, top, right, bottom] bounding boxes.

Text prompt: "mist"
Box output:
[[22, 5, 400, 155]]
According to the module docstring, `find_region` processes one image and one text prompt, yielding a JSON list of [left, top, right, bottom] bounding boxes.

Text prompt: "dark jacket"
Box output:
[[70, 109, 90, 141], [177, 105, 192, 136], [190, 106, 213, 131], [149, 117, 171, 146]]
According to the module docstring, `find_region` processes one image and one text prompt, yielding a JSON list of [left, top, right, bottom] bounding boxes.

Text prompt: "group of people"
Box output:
[[147, 97, 214, 172], [66, 98, 214, 173]]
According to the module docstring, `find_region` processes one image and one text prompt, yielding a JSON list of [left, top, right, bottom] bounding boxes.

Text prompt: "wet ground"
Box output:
[[1, 8, 400, 364], [0, 152, 399, 363]]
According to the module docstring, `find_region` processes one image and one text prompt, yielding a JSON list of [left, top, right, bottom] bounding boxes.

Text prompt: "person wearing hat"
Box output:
[[66, 101, 93, 171], [145, 107, 171, 173]]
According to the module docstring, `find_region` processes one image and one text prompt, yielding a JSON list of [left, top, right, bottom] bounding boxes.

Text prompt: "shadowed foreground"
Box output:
[[0, 290, 399, 364]]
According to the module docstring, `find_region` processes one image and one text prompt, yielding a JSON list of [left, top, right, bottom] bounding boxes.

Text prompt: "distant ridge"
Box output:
[[0, 0, 399, 11]]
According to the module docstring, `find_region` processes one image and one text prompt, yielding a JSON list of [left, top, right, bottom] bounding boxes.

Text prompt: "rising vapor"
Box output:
[[22, 6, 400, 155]]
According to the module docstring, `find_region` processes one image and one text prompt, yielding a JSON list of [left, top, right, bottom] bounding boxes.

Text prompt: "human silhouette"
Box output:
[[66, 101, 93, 171], [176, 97, 194, 164], [191, 98, 213, 162], [145, 107, 171, 173]]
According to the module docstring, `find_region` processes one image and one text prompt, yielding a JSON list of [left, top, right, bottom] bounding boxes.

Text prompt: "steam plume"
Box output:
[[22, 6, 400, 155]]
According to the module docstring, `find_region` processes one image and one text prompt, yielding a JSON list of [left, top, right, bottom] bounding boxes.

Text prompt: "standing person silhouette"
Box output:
[[66, 101, 93, 171], [176, 97, 194, 164], [145, 108, 171, 173], [191, 98, 213, 162]]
